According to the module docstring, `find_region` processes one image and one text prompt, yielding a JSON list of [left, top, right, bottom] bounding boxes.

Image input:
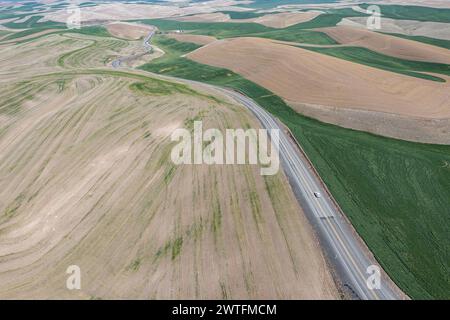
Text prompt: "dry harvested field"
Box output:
[[43, 3, 178, 22], [0, 18, 23, 26], [279, 0, 450, 9], [173, 12, 231, 23], [106, 22, 154, 40], [171, 11, 322, 28], [318, 25, 450, 64], [187, 37, 450, 119], [167, 33, 217, 45], [43, 1, 249, 23], [249, 11, 322, 28], [0, 34, 96, 76], [339, 16, 450, 40], [293, 101, 450, 144], [366, 0, 450, 8], [0, 31, 338, 299], [0, 29, 61, 45]]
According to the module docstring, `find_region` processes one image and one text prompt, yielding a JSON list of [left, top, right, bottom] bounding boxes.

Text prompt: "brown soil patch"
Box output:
[[187, 37, 450, 119], [251, 11, 321, 28], [294, 101, 450, 144], [106, 22, 153, 40], [167, 33, 217, 45], [319, 25, 450, 64], [339, 16, 450, 41]]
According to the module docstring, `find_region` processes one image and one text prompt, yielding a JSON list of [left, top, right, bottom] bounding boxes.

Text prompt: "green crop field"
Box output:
[[138, 19, 271, 37], [299, 45, 450, 82], [359, 4, 450, 23], [219, 11, 265, 19], [0, 12, 29, 21], [139, 36, 450, 299], [281, 9, 368, 30], [292, 116, 450, 300], [238, 0, 338, 9], [2, 15, 65, 29], [1, 25, 113, 44], [64, 26, 113, 38], [57, 37, 127, 68], [139, 19, 338, 45], [137, 8, 372, 45], [2, 28, 56, 41], [0, 5, 111, 44], [0, 13, 66, 42], [386, 33, 450, 50]]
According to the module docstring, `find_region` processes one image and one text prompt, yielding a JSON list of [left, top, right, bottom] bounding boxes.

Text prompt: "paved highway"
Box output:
[[114, 29, 403, 300], [217, 88, 401, 300]]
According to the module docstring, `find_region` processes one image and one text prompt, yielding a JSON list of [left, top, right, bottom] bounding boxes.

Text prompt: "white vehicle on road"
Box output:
[[314, 192, 321, 198]]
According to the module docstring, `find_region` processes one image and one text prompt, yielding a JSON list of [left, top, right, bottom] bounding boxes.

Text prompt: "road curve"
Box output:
[[113, 29, 404, 300], [112, 29, 155, 68]]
